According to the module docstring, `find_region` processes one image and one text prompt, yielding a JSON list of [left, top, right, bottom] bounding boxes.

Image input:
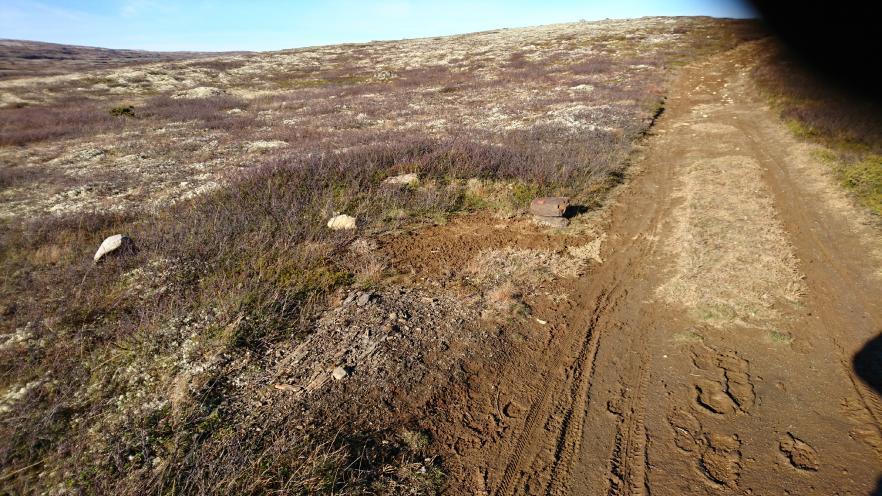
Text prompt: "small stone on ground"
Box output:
[[383, 173, 419, 186], [530, 197, 570, 217], [93, 234, 133, 263], [332, 366, 350, 380], [327, 214, 357, 230]]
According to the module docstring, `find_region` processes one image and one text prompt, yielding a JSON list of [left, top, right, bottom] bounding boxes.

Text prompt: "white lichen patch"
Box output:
[[0, 323, 39, 351], [245, 140, 287, 153], [0, 380, 41, 414]]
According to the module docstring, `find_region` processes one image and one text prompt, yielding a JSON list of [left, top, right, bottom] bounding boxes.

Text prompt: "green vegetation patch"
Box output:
[[767, 330, 794, 345], [838, 154, 882, 215], [109, 105, 135, 117], [753, 44, 882, 217]]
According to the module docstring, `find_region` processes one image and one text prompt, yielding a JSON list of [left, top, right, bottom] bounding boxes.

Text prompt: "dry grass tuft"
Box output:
[[657, 155, 804, 327], [752, 40, 882, 215]]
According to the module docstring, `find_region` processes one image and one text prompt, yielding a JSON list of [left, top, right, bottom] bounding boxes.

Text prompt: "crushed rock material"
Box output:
[[262, 286, 486, 402], [533, 216, 570, 228]]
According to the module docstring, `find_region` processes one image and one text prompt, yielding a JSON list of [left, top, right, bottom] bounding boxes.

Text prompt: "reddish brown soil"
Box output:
[[404, 42, 882, 495]]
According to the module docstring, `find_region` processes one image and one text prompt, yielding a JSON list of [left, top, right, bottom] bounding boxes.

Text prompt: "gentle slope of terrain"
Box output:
[[2, 16, 882, 496], [0, 39, 236, 81]]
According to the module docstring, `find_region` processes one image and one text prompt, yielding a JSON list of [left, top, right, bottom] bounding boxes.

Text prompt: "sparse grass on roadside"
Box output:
[[673, 330, 704, 343], [836, 154, 882, 215], [767, 330, 794, 345], [752, 42, 882, 216]]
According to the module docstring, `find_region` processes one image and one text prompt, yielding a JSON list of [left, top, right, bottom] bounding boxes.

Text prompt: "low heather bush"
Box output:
[[0, 166, 43, 190], [0, 100, 128, 146], [186, 59, 247, 72], [752, 41, 882, 214], [569, 56, 617, 75], [143, 94, 252, 130]]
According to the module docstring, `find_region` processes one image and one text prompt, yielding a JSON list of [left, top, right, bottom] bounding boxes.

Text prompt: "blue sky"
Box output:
[[0, 1, 758, 52]]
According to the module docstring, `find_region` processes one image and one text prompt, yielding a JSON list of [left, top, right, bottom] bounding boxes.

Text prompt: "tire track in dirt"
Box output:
[[596, 148, 678, 496], [545, 287, 615, 496], [465, 41, 882, 495], [605, 342, 650, 496], [735, 90, 882, 455], [493, 148, 677, 495], [521, 87, 681, 495], [494, 286, 613, 496]]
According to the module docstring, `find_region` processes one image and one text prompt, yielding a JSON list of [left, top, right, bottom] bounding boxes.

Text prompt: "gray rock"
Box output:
[[93, 234, 133, 263], [529, 196, 570, 217], [356, 292, 372, 307], [533, 216, 569, 228]]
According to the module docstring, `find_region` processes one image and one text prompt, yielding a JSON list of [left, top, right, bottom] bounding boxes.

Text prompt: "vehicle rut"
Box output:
[[462, 40, 882, 496]]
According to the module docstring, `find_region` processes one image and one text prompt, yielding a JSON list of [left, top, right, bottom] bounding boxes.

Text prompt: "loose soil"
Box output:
[[412, 41, 882, 494]]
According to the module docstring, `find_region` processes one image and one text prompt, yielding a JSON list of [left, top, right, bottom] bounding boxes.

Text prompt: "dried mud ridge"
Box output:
[[435, 42, 882, 495]]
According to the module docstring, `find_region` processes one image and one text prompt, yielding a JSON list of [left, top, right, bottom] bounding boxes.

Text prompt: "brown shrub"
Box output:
[[142, 94, 253, 131], [186, 59, 248, 72], [568, 56, 617, 75], [0, 100, 129, 146], [752, 44, 882, 152]]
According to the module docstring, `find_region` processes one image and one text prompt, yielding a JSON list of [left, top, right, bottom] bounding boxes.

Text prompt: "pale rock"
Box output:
[[530, 196, 570, 217], [246, 140, 286, 153], [533, 216, 569, 228], [331, 366, 350, 380], [93, 234, 132, 263], [356, 292, 372, 307], [383, 173, 419, 187], [327, 214, 357, 230], [180, 86, 224, 99]]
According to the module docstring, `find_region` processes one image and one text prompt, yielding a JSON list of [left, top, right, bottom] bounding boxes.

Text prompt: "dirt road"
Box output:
[[438, 42, 882, 495]]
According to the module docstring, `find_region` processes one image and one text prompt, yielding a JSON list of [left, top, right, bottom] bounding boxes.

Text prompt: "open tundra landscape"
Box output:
[[2, 14, 882, 495]]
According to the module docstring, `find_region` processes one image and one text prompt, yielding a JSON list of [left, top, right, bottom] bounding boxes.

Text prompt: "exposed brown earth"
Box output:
[[416, 42, 882, 494]]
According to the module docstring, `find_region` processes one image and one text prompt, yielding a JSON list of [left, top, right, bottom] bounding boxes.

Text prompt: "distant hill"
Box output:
[[0, 39, 248, 80]]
